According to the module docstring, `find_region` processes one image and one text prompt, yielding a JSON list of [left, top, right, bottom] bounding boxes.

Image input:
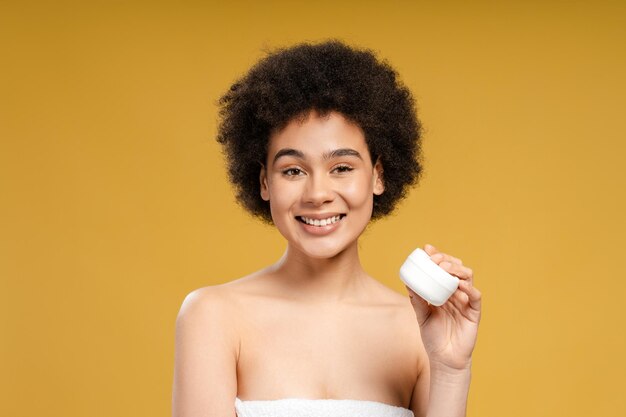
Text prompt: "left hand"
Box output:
[[406, 244, 482, 371]]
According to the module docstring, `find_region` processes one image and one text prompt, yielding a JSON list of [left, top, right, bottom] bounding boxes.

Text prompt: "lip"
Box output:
[[296, 214, 346, 236], [296, 212, 345, 220]]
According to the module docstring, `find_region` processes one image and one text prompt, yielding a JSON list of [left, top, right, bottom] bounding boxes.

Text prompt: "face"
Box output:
[[260, 111, 384, 259]]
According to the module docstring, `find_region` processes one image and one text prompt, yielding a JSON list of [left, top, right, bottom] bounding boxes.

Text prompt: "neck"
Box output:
[[269, 241, 371, 304]]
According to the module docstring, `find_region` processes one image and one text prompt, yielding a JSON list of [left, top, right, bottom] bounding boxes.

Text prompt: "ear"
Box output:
[[260, 164, 270, 201], [373, 158, 385, 196]]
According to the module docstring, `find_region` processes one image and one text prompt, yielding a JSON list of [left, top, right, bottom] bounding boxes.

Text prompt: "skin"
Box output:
[[172, 111, 482, 417]]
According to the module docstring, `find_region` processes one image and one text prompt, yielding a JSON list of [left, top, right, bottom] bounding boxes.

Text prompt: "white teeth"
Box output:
[[300, 215, 342, 226]]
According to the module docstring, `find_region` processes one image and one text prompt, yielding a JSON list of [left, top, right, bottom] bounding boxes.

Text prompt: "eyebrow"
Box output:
[[272, 148, 363, 164]]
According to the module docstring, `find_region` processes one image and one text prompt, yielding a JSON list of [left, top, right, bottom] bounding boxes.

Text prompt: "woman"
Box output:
[[173, 40, 481, 417]]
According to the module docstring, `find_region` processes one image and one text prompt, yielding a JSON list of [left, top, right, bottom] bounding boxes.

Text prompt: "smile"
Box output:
[[296, 214, 346, 227]]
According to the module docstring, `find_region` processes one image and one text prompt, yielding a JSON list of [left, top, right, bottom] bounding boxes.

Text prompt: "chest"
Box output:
[[235, 301, 420, 406]]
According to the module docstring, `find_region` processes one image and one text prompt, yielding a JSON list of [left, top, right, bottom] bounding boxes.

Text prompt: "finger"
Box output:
[[438, 261, 473, 283], [447, 288, 470, 313], [458, 280, 482, 313], [429, 252, 463, 266], [447, 288, 480, 324], [424, 243, 438, 256], [450, 287, 469, 305], [405, 285, 432, 326]]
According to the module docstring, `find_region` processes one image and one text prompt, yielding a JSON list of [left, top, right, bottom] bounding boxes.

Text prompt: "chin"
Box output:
[[292, 239, 355, 260], [288, 231, 358, 259]]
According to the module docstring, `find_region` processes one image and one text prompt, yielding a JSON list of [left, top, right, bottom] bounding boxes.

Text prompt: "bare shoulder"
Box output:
[[363, 277, 422, 342], [177, 284, 234, 320], [176, 272, 269, 324], [369, 277, 417, 314]]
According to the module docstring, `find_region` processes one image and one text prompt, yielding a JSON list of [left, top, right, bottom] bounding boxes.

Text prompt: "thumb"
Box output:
[[405, 285, 432, 326]]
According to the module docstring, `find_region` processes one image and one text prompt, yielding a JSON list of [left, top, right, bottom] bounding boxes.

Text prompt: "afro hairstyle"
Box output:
[[217, 40, 423, 223]]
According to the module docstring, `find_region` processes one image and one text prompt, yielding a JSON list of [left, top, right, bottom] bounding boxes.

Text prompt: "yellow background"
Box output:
[[1, 1, 625, 416]]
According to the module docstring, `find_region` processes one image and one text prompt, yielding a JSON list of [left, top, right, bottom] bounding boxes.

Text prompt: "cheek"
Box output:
[[342, 176, 374, 207], [267, 180, 300, 216]]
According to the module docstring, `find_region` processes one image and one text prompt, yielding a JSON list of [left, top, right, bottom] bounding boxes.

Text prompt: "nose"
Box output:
[[302, 172, 335, 206]]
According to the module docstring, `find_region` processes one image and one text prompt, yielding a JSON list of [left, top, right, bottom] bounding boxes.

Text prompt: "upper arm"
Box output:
[[410, 356, 430, 417], [408, 324, 430, 417], [172, 287, 239, 417]]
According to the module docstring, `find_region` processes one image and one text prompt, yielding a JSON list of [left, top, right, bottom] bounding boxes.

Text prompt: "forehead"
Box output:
[[267, 111, 371, 161]]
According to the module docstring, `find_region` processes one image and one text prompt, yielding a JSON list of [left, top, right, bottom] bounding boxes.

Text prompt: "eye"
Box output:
[[332, 164, 354, 174], [282, 167, 304, 177]]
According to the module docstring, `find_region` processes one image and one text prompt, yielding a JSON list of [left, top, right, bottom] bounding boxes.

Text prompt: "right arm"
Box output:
[[407, 244, 482, 417], [172, 287, 239, 417]]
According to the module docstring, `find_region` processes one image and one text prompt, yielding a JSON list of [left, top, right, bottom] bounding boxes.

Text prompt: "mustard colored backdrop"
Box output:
[[1, 1, 625, 416]]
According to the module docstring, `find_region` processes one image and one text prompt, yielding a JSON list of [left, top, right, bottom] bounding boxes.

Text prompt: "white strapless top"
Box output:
[[235, 397, 414, 417]]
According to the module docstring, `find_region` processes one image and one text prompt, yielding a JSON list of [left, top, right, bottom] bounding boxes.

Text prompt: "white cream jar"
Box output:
[[399, 248, 460, 306]]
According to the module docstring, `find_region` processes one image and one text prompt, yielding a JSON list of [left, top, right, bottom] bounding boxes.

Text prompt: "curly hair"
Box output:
[[217, 40, 423, 223]]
